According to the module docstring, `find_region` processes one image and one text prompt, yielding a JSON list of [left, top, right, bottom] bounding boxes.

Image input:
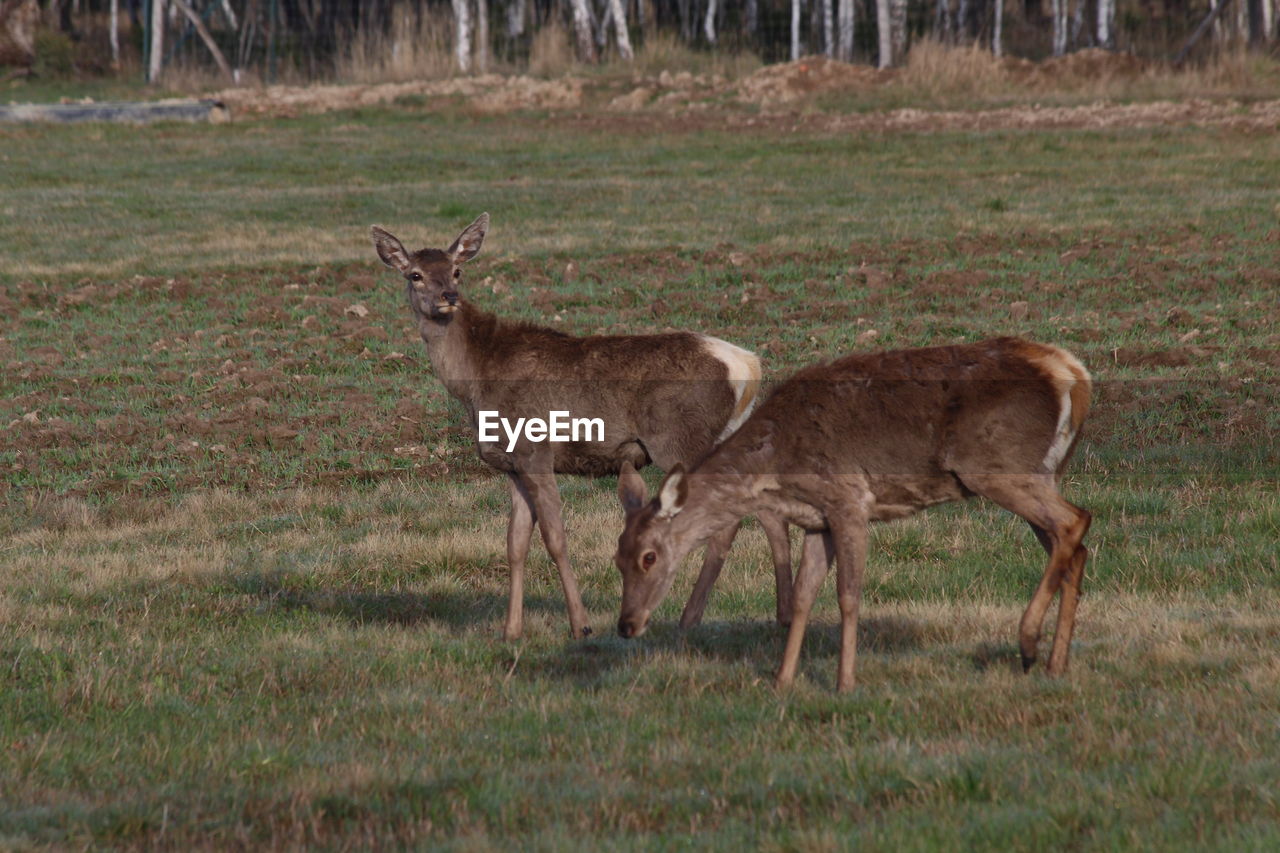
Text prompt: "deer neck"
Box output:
[[666, 469, 762, 560], [416, 302, 484, 404]]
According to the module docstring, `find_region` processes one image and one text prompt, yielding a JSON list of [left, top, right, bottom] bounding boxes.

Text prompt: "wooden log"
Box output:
[[0, 99, 230, 124]]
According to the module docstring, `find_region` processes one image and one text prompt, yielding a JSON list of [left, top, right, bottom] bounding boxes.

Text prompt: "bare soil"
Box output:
[[206, 53, 1280, 133]]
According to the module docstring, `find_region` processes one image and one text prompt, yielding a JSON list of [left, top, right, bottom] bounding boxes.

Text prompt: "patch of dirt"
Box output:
[[206, 53, 1280, 134], [734, 55, 887, 108], [815, 97, 1280, 134], [210, 74, 584, 118]]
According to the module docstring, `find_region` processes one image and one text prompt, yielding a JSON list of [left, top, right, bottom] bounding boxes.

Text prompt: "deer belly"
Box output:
[[867, 475, 967, 521]]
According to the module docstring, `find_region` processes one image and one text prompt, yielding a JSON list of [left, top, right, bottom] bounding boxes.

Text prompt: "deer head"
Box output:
[[370, 213, 489, 321], [614, 461, 691, 638]]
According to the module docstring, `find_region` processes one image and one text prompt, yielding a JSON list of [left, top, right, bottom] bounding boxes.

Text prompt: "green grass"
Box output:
[[2, 101, 1279, 848]]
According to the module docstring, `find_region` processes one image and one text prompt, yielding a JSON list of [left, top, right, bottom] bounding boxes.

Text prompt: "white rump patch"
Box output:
[[1039, 347, 1091, 474], [700, 335, 762, 443]]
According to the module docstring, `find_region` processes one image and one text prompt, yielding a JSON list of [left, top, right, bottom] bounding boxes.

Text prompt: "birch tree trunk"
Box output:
[[147, 0, 165, 83], [889, 0, 907, 62], [791, 0, 802, 60], [1070, 0, 1088, 47], [993, 0, 1003, 54], [1051, 0, 1067, 55], [1096, 0, 1112, 47], [109, 0, 119, 67], [837, 0, 855, 60], [704, 0, 717, 44], [876, 0, 891, 66], [452, 0, 472, 71], [610, 0, 634, 58], [822, 0, 834, 54], [507, 0, 525, 37], [746, 0, 758, 37], [475, 0, 489, 72], [570, 0, 598, 61], [935, 0, 951, 42]]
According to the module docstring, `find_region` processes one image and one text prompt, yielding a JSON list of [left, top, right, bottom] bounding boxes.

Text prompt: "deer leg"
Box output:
[[776, 530, 835, 690], [759, 512, 794, 628], [829, 515, 869, 693], [961, 474, 1090, 674], [1047, 522, 1091, 675], [679, 520, 742, 630], [503, 474, 538, 641], [520, 470, 591, 639]]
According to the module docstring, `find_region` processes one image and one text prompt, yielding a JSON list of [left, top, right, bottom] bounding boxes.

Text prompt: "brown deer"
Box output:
[[371, 214, 793, 641], [614, 337, 1092, 691]]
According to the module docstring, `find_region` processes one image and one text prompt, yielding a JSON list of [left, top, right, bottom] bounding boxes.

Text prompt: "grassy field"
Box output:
[[2, 93, 1279, 849]]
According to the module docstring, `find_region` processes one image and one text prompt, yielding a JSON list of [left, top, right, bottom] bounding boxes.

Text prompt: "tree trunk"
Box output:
[[889, 0, 906, 62], [1051, 0, 1067, 55], [610, 0, 634, 57], [172, 0, 235, 81], [1096, 0, 1112, 48], [704, 0, 717, 44], [837, 0, 855, 60], [876, 0, 890, 66], [148, 0, 165, 83], [1248, 0, 1264, 43], [821, 0, 833, 54], [1174, 0, 1236, 64], [993, 0, 1003, 54], [746, 0, 758, 37], [791, 0, 801, 59], [935, 0, 951, 41], [476, 0, 490, 72], [507, 0, 525, 38], [109, 0, 119, 67], [452, 0, 472, 71], [1070, 0, 1088, 47], [958, 0, 969, 39], [569, 0, 598, 61]]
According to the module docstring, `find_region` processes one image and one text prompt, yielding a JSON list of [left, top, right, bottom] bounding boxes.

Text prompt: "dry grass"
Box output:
[[337, 5, 457, 83], [890, 39, 1280, 107], [896, 38, 1011, 100], [528, 22, 575, 78], [629, 31, 762, 79]]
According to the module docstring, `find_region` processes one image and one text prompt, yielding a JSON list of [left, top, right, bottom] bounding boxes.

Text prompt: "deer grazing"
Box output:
[[615, 337, 1093, 691], [371, 214, 792, 640]]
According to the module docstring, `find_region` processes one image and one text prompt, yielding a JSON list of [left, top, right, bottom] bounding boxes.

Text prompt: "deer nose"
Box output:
[[618, 617, 638, 639], [443, 291, 459, 306]]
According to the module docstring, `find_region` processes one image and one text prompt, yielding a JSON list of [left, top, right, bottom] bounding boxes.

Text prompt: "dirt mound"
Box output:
[[736, 55, 884, 107], [1002, 48, 1147, 87], [1042, 47, 1146, 79], [210, 74, 583, 118]]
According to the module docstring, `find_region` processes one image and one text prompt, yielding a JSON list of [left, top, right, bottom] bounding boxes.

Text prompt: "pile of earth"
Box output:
[[734, 55, 888, 107], [209, 74, 584, 118]]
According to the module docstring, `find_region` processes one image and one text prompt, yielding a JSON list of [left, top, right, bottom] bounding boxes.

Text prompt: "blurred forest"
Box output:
[[0, 0, 1275, 83]]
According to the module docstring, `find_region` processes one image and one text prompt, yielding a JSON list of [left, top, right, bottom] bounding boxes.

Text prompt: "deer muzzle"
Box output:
[[617, 613, 649, 639]]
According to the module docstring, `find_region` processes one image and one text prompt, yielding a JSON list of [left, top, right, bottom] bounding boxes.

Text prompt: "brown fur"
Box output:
[[372, 214, 793, 639], [615, 337, 1092, 691]]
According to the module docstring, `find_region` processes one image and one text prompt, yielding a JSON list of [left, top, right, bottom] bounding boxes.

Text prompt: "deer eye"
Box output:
[[641, 551, 657, 569], [409, 272, 422, 282], [452, 269, 461, 280]]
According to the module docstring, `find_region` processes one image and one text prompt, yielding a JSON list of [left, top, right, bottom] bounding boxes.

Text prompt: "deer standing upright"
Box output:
[[614, 337, 1092, 691], [372, 214, 793, 640]]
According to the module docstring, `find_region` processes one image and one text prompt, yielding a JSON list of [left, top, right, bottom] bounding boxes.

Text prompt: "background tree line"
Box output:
[[1, 0, 1275, 82]]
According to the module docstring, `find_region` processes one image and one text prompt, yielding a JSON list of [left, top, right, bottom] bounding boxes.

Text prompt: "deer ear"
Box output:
[[371, 226, 412, 273], [447, 212, 489, 264], [655, 464, 687, 519], [618, 461, 648, 514]]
